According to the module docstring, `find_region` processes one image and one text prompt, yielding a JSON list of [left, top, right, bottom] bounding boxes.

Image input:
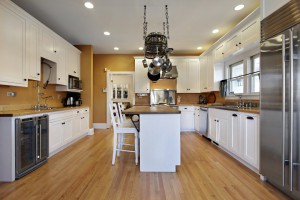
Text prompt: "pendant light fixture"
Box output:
[[142, 5, 174, 82]]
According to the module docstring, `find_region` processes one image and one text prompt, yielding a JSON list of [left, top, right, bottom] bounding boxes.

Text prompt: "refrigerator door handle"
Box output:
[[36, 121, 39, 159], [290, 28, 294, 192], [282, 33, 286, 187], [39, 124, 42, 160]]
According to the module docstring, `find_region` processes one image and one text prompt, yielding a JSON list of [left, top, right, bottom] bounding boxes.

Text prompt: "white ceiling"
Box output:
[[11, 0, 259, 55]]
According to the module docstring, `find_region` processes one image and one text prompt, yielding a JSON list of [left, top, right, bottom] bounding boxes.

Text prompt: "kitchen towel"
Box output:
[[220, 79, 227, 97]]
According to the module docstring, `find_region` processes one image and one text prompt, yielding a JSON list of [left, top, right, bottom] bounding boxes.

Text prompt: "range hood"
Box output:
[[160, 66, 178, 79]]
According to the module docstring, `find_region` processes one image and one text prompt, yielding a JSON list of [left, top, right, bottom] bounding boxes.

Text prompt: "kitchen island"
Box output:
[[123, 106, 181, 172]]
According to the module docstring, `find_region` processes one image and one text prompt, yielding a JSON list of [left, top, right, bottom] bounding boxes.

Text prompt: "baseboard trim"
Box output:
[[93, 123, 109, 129], [88, 128, 94, 135]]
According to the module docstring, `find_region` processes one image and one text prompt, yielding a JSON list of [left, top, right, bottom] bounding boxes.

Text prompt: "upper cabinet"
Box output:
[[40, 28, 58, 62], [214, 43, 225, 63], [26, 18, 41, 81], [68, 47, 81, 78], [172, 58, 200, 93], [0, 1, 81, 88], [134, 58, 150, 93], [0, 2, 27, 87]]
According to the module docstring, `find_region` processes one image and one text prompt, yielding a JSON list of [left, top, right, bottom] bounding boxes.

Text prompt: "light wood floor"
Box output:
[[0, 129, 290, 200]]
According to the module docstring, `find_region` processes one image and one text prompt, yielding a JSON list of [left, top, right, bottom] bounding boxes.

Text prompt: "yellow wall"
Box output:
[[76, 45, 94, 128]]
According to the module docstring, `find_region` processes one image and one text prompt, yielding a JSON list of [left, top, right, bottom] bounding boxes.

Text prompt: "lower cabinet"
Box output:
[[179, 106, 195, 131], [194, 107, 200, 132], [208, 108, 259, 170], [49, 108, 90, 155]]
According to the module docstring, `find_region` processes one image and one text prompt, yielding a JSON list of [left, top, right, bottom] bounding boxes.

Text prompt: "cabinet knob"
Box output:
[[236, 44, 238, 47], [74, 71, 76, 73], [232, 114, 237, 117], [214, 120, 216, 122], [62, 122, 65, 125], [58, 78, 60, 80], [222, 53, 224, 55], [217, 120, 219, 122], [239, 42, 241, 45], [77, 111, 80, 113], [247, 116, 254, 120], [24, 79, 27, 81], [54, 50, 57, 53], [37, 73, 40, 76]]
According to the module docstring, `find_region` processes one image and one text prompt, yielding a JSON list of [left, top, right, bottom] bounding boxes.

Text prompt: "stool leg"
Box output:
[[135, 131, 139, 165], [117, 134, 122, 157], [112, 132, 117, 165]]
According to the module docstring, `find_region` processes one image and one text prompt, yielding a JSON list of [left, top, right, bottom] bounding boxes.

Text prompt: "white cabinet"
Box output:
[[68, 47, 81, 78], [134, 58, 150, 93], [240, 113, 259, 168], [200, 52, 224, 92], [227, 111, 242, 157], [174, 58, 200, 93], [40, 28, 58, 62], [240, 19, 260, 48], [56, 41, 67, 85], [26, 19, 41, 81], [49, 108, 90, 156], [208, 108, 228, 147], [225, 33, 241, 56], [179, 106, 195, 131], [215, 43, 225, 62], [0, 3, 27, 87], [194, 107, 200, 132]]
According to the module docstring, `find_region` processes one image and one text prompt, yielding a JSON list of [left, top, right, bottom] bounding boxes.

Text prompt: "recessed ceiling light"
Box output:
[[84, 2, 94, 9], [212, 29, 219, 34], [104, 31, 110, 36], [197, 46, 202, 50], [114, 47, 119, 51], [139, 47, 143, 50], [234, 4, 245, 11]]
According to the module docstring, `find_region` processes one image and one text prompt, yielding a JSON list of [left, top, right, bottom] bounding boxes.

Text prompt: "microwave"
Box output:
[[68, 75, 82, 90]]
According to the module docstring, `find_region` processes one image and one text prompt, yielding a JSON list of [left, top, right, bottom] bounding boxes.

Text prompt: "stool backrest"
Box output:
[[117, 103, 126, 123], [109, 103, 121, 129]]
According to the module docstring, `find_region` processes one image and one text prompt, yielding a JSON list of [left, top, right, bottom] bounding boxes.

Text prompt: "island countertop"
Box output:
[[123, 106, 181, 115]]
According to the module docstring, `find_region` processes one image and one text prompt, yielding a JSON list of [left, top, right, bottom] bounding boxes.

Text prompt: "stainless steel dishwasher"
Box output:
[[199, 106, 208, 137]]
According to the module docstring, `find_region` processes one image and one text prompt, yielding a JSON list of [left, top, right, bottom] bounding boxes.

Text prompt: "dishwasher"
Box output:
[[199, 106, 208, 137]]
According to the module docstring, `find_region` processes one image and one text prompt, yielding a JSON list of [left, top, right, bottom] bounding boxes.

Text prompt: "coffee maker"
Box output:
[[64, 92, 82, 107]]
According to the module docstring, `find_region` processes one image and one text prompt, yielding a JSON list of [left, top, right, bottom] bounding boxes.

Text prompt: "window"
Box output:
[[250, 54, 260, 93], [229, 61, 244, 94]]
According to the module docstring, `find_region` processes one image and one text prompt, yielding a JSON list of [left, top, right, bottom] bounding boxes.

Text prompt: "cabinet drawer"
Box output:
[[179, 106, 194, 112], [80, 108, 89, 114], [49, 111, 74, 122]]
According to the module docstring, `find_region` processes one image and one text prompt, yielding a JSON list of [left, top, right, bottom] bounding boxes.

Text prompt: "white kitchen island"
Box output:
[[123, 106, 181, 172]]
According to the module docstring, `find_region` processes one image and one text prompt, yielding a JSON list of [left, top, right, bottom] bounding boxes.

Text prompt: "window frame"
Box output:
[[228, 60, 245, 94]]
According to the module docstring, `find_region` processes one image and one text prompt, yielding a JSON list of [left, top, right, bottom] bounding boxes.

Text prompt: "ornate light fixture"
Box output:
[[142, 5, 174, 82]]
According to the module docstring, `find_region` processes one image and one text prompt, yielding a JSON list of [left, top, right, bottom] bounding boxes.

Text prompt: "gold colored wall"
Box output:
[[93, 54, 135, 123], [76, 45, 94, 128]]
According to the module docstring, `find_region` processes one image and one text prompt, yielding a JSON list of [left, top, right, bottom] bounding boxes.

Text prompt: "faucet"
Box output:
[[41, 96, 54, 109], [229, 92, 243, 108]]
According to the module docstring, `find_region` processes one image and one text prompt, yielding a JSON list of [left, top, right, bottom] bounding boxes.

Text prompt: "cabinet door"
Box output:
[[56, 41, 67, 85], [187, 59, 200, 93], [208, 116, 217, 141], [179, 106, 195, 131], [225, 33, 241, 56], [241, 114, 259, 168], [0, 4, 27, 87], [40, 29, 57, 62], [72, 115, 81, 138], [134, 59, 150, 93], [240, 19, 260, 48], [200, 56, 208, 92], [215, 43, 225, 62], [68, 48, 80, 78], [173, 59, 187, 93], [227, 112, 242, 156], [218, 117, 228, 148], [26, 19, 40, 81], [49, 121, 63, 153], [206, 52, 215, 91], [62, 119, 73, 145], [194, 108, 200, 132], [80, 114, 89, 133]]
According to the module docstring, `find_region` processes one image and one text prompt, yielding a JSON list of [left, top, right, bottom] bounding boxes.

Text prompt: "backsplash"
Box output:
[[0, 80, 67, 111]]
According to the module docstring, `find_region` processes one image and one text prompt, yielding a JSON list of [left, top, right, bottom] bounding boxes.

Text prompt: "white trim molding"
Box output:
[[88, 128, 95, 135], [93, 123, 110, 129]]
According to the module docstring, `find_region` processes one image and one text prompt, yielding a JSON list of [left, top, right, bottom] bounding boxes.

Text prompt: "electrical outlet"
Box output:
[[7, 92, 16, 97]]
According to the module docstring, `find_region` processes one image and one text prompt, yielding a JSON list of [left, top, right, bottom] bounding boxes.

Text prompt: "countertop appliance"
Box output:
[[68, 75, 82, 90], [260, 2, 300, 199], [15, 115, 49, 179], [199, 106, 208, 137], [64, 92, 82, 107], [150, 89, 175, 105]]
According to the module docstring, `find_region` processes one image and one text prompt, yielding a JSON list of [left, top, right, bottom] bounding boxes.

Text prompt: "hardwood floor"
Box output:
[[0, 129, 290, 200]]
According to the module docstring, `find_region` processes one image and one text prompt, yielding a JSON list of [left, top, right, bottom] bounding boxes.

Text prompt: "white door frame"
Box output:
[[106, 71, 135, 128]]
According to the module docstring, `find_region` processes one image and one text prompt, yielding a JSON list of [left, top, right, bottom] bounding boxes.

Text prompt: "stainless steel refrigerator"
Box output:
[[260, 2, 300, 199]]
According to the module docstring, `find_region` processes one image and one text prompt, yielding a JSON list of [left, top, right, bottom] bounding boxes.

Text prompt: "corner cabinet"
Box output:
[[172, 57, 200, 93], [0, 2, 27, 87], [134, 58, 150, 93]]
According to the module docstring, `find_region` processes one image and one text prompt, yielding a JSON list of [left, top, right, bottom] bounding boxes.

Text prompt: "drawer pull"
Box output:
[[247, 116, 254, 120], [232, 114, 237, 117], [62, 122, 65, 125]]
